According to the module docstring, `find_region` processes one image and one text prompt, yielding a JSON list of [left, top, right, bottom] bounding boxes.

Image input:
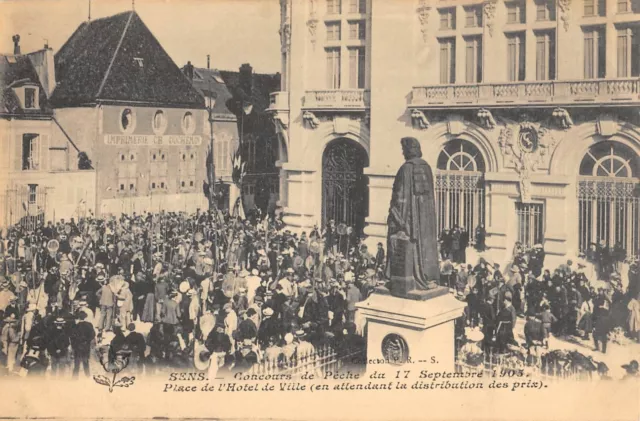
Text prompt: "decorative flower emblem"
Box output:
[[93, 344, 136, 392]]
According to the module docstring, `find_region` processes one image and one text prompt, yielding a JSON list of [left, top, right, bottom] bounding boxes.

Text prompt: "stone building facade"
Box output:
[[269, 0, 639, 268]]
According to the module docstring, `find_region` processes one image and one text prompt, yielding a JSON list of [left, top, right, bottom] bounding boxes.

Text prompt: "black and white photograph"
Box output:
[[0, 0, 638, 420]]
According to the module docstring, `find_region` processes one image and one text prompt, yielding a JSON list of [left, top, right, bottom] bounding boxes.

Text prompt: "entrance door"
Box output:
[[322, 139, 368, 234]]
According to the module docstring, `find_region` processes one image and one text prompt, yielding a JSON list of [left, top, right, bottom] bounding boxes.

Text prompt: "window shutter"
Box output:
[[349, 49, 357, 88], [358, 48, 366, 88], [466, 39, 474, 83], [508, 37, 517, 81], [618, 29, 628, 77]]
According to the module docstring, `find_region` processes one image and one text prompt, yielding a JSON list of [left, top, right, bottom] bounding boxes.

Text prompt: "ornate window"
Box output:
[[579, 141, 639, 178], [435, 139, 486, 243], [437, 138, 486, 172], [578, 141, 640, 259]]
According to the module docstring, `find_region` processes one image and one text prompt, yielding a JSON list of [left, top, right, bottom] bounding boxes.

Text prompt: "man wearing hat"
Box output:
[[233, 338, 258, 372], [223, 302, 238, 351], [96, 276, 116, 333], [70, 312, 95, 377], [245, 269, 262, 305], [1, 313, 20, 372], [278, 268, 295, 298], [257, 307, 279, 348], [237, 308, 259, 342], [295, 329, 314, 357], [47, 317, 70, 376], [204, 321, 232, 379], [495, 295, 517, 353]]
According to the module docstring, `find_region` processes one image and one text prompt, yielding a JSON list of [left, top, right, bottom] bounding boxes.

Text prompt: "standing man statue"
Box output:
[[385, 137, 441, 298]]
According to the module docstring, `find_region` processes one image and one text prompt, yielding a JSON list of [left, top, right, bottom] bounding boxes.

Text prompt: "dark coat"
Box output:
[[385, 155, 440, 285], [70, 321, 95, 354]]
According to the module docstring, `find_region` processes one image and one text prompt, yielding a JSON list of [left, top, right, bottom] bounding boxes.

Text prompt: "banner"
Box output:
[[104, 134, 203, 146]]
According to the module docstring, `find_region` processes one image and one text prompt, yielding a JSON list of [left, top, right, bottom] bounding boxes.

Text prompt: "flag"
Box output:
[[231, 146, 246, 187]]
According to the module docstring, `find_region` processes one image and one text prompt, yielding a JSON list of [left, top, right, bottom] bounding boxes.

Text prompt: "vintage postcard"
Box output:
[[0, 0, 638, 420]]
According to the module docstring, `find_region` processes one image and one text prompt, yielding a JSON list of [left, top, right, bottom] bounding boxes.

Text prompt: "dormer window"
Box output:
[[24, 88, 36, 109]]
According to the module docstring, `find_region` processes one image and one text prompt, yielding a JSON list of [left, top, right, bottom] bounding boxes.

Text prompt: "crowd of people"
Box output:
[[0, 210, 377, 378], [0, 207, 638, 380], [448, 240, 640, 358]]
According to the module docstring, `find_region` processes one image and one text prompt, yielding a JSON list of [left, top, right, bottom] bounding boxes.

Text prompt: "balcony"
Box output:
[[302, 89, 370, 111], [268, 91, 289, 111], [410, 78, 640, 109]]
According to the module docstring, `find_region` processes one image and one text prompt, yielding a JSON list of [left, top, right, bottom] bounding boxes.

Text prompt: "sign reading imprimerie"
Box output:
[[104, 134, 203, 146]]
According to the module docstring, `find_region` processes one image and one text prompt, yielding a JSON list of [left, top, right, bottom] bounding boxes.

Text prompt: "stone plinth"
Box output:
[[356, 291, 466, 372]]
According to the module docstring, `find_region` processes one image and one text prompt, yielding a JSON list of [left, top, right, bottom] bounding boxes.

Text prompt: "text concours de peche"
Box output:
[[104, 134, 203, 146]]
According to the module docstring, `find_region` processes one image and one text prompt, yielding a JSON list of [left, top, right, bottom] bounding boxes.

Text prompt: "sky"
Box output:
[[0, 0, 281, 73]]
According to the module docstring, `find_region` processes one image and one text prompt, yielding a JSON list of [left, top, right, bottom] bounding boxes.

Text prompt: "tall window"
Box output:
[[439, 38, 456, 84], [584, 27, 606, 79], [348, 48, 366, 88], [435, 139, 486, 243], [465, 36, 483, 83], [327, 0, 341, 15], [578, 141, 640, 259], [507, 32, 526, 81], [24, 88, 36, 109], [326, 22, 341, 41], [349, 0, 366, 13], [584, 0, 606, 16], [439, 8, 456, 30], [617, 26, 640, 77], [536, 31, 556, 80], [326, 48, 341, 88], [536, 0, 556, 20], [28, 184, 37, 205], [506, 1, 526, 23], [464, 6, 483, 27], [348, 21, 366, 39], [516, 203, 545, 248], [22, 134, 40, 171]]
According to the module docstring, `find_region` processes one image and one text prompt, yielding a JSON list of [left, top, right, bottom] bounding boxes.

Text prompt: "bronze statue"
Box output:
[[385, 137, 440, 297]]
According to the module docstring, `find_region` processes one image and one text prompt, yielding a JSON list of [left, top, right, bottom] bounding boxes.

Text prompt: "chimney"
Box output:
[[183, 60, 194, 80], [239, 63, 253, 97], [12, 34, 21, 55], [207, 55, 210, 69], [27, 45, 56, 97]]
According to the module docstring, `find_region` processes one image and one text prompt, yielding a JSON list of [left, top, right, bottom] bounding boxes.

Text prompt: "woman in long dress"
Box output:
[[627, 296, 640, 342]]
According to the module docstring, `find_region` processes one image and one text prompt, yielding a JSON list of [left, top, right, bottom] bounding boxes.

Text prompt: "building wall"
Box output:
[[0, 116, 97, 228], [92, 104, 210, 216]]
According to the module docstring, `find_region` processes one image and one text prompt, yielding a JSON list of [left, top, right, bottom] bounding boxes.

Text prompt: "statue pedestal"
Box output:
[[356, 290, 466, 373]]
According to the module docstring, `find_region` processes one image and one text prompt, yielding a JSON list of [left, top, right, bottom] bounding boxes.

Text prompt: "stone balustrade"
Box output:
[[410, 78, 640, 109], [302, 89, 370, 110]]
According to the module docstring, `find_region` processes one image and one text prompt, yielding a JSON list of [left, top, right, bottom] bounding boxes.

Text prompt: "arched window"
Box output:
[[437, 138, 486, 172], [578, 141, 640, 260], [579, 141, 639, 178], [435, 139, 486, 246]]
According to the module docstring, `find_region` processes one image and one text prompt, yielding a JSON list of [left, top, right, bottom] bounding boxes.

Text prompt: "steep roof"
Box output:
[[0, 54, 51, 117], [51, 11, 204, 109], [183, 67, 235, 117]]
